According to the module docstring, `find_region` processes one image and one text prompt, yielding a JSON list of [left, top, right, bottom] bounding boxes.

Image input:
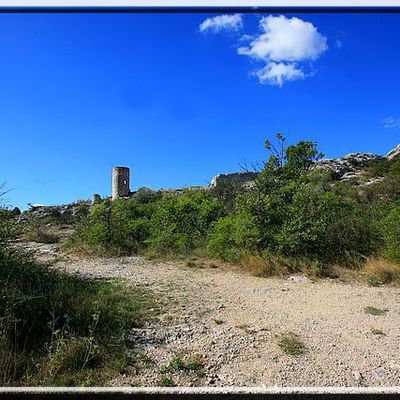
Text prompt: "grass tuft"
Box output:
[[363, 258, 400, 285], [25, 226, 60, 244], [157, 374, 176, 387], [160, 353, 205, 376], [364, 306, 388, 316], [242, 254, 292, 277], [277, 332, 305, 356]]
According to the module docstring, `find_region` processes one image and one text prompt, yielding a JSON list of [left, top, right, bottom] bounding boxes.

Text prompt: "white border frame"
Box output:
[[0, 4, 399, 396]]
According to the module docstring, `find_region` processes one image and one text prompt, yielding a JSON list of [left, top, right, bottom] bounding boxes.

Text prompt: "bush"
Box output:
[[206, 212, 259, 262], [0, 208, 19, 244], [147, 190, 223, 255], [71, 197, 154, 256], [65, 134, 399, 275], [275, 190, 378, 263], [380, 205, 400, 263]]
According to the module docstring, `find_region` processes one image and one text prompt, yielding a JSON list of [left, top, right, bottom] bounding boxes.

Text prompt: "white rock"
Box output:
[[352, 370, 363, 384], [386, 144, 400, 161]]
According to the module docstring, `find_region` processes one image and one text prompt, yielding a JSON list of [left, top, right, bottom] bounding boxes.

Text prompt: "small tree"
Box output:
[[242, 134, 324, 249]]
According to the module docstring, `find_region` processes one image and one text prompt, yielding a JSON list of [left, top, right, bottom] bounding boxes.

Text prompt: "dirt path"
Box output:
[[30, 242, 400, 387]]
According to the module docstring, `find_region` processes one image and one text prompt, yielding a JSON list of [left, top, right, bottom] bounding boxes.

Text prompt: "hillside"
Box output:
[[1, 136, 400, 387]]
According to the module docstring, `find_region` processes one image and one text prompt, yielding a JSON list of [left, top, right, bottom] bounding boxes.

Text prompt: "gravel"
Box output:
[[27, 242, 400, 387]]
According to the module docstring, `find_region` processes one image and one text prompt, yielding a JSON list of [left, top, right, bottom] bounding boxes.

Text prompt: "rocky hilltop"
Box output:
[[20, 144, 400, 220], [312, 144, 399, 184], [19, 201, 90, 224], [209, 143, 400, 187]]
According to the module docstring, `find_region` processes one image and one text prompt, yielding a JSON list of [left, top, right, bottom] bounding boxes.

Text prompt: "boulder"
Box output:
[[314, 152, 384, 181], [386, 144, 400, 161]]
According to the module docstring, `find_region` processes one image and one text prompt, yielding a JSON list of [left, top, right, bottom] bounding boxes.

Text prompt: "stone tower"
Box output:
[[112, 166, 130, 200]]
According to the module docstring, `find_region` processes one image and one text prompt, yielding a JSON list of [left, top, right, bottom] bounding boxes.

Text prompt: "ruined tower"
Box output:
[[112, 166, 130, 200]]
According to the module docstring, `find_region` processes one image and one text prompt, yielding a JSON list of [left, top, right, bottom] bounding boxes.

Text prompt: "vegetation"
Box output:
[[277, 332, 305, 356], [363, 259, 400, 285], [364, 306, 388, 316], [1, 133, 400, 385], [157, 374, 175, 387], [25, 223, 60, 244], [0, 198, 157, 386], [160, 353, 205, 374], [65, 133, 400, 278]]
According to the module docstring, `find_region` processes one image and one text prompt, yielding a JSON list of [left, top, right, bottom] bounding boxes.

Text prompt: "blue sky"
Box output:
[[0, 12, 399, 209]]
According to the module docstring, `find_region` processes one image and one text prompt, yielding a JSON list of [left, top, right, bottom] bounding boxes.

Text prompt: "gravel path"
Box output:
[[28, 243, 400, 387]]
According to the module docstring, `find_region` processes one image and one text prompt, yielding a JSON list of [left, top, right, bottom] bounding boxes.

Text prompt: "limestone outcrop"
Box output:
[[210, 171, 260, 188]]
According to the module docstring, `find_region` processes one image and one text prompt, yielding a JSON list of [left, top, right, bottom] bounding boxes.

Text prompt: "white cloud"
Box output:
[[238, 15, 327, 62], [383, 117, 400, 129], [255, 62, 305, 87], [199, 14, 243, 33], [237, 15, 328, 86]]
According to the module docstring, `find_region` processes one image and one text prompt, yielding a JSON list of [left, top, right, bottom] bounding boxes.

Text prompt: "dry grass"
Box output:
[[241, 254, 292, 277], [329, 265, 363, 283], [25, 227, 60, 244], [240, 254, 328, 277], [185, 259, 205, 268], [363, 258, 400, 284], [185, 257, 223, 270], [63, 242, 113, 258]]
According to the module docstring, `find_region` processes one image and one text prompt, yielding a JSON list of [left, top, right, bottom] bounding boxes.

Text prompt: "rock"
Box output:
[[287, 275, 311, 283], [389, 362, 400, 372], [352, 370, 363, 384], [342, 152, 384, 164], [373, 366, 388, 380], [364, 177, 385, 186], [314, 152, 384, 181], [19, 201, 90, 224], [386, 144, 400, 161], [11, 207, 21, 216], [252, 287, 273, 294], [340, 171, 362, 182]]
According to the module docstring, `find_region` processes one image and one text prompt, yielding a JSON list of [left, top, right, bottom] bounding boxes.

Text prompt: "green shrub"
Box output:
[[64, 134, 399, 273], [206, 212, 259, 262], [147, 190, 223, 255], [0, 208, 19, 243], [380, 205, 400, 263], [71, 197, 154, 255], [364, 158, 391, 178], [275, 190, 377, 263], [0, 192, 156, 385]]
